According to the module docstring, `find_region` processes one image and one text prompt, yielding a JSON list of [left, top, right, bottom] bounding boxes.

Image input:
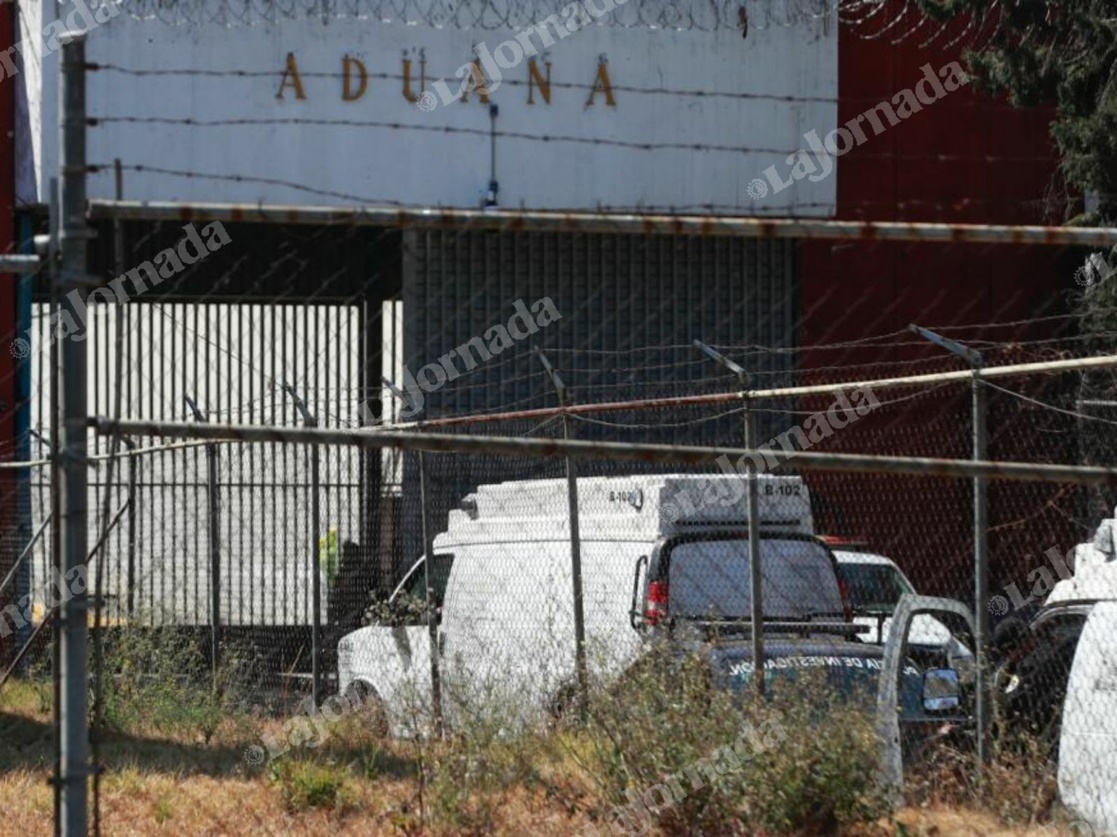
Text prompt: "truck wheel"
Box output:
[[345, 681, 390, 738], [547, 681, 585, 723]]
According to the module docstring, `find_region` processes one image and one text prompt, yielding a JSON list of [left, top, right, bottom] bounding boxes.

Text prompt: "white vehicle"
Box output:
[[338, 472, 850, 732], [1058, 598, 1117, 834], [989, 509, 1117, 834], [1048, 523, 1117, 833], [827, 541, 974, 674]]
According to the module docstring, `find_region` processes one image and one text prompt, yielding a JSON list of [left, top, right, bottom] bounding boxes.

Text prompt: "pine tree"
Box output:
[[918, 0, 1117, 223]]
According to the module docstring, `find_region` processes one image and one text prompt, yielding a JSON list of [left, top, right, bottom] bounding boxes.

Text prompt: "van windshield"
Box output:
[[667, 538, 842, 620], [400, 553, 455, 608]]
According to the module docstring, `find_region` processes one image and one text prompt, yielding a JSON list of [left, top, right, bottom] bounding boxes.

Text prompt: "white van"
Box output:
[[1058, 598, 1117, 833], [992, 510, 1117, 834], [1049, 547, 1117, 833], [338, 472, 849, 731]]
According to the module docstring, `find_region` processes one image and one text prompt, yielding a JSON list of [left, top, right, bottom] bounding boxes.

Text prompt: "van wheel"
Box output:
[[345, 681, 390, 738], [547, 682, 585, 723]]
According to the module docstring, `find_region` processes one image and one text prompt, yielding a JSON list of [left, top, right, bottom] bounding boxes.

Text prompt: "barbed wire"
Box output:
[[92, 118, 1051, 165], [99, 0, 997, 49], [109, 0, 828, 33], [89, 62, 1031, 115]]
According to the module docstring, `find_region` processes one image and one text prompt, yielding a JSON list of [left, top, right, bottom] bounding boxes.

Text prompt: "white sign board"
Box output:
[[29, 5, 838, 214]]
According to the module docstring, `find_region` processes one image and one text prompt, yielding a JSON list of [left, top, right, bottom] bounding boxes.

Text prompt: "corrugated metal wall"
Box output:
[[400, 229, 800, 568], [28, 302, 365, 628]]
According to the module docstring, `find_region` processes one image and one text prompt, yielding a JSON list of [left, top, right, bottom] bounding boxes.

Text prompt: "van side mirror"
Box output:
[[922, 668, 960, 713], [630, 555, 648, 630]]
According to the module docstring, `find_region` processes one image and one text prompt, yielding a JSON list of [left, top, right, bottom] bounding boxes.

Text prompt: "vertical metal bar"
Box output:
[[906, 324, 988, 773], [186, 398, 221, 680], [693, 340, 761, 693], [207, 432, 220, 680], [563, 411, 588, 717], [14, 208, 34, 674], [49, 177, 62, 837], [125, 440, 137, 618], [973, 369, 989, 772], [284, 382, 322, 707], [745, 400, 764, 698], [537, 351, 588, 716], [58, 33, 89, 837], [417, 451, 443, 735], [311, 429, 321, 706]]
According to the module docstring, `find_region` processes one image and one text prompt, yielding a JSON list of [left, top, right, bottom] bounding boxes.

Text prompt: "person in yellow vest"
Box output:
[[319, 528, 340, 592]]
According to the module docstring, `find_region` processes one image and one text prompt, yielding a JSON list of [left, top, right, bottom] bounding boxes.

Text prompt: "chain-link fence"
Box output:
[[5, 1, 1117, 827], [5, 204, 1117, 831], [86, 375, 1117, 831]]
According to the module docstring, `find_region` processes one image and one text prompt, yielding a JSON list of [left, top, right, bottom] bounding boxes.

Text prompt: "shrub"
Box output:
[[270, 758, 353, 813], [572, 644, 892, 836], [97, 625, 256, 743]]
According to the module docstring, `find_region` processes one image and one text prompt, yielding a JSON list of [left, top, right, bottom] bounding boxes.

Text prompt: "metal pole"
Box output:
[[186, 397, 221, 682], [283, 383, 321, 706], [87, 199, 1117, 248], [907, 324, 989, 773], [417, 451, 443, 735], [382, 377, 443, 735], [47, 176, 62, 837], [58, 32, 89, 837], [744, 403, 764, 698], [361, 353, 1117, 433], [694, 341, 764, 695], [310, 441, 321, 705], [12, 213, 35, 676], [91, 418, 1117, 487], [538, 351, 588, 717], [973, 368, 989, 771], [124, 439, 137, 618]]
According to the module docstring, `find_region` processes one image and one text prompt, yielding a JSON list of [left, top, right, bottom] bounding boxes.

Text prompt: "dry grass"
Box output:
[[0, 678, 1085, 835], [0, 677, 593, 835]]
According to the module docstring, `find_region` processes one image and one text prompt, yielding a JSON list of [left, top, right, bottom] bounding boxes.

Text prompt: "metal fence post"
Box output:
[[383, 377, 443, 734], [908, 324, 989, 773], [972, 365, 989, 770], [744, 401, 763, 698], [13, 219, 36, 674], [46, 177, 63, 837], [417, 450, 444, 734], [58, 32, 90, 837], [283, 383, 322, 706], [695, 341, 763, 697], [124, 438, 137, 618], [538, 351, 588, 718], [186, 397, 221, 682]]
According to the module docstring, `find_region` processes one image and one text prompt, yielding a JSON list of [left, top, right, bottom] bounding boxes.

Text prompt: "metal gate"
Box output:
[[399, 229, 801, 567]]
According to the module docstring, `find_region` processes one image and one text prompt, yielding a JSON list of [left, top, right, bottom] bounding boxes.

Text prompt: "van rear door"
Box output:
[[648, 534, 845, 623], [1058, 600, 1117, 834]]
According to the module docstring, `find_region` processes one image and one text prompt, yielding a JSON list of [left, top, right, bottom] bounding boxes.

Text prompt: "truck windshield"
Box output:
[[667, 538, 842, 620]]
